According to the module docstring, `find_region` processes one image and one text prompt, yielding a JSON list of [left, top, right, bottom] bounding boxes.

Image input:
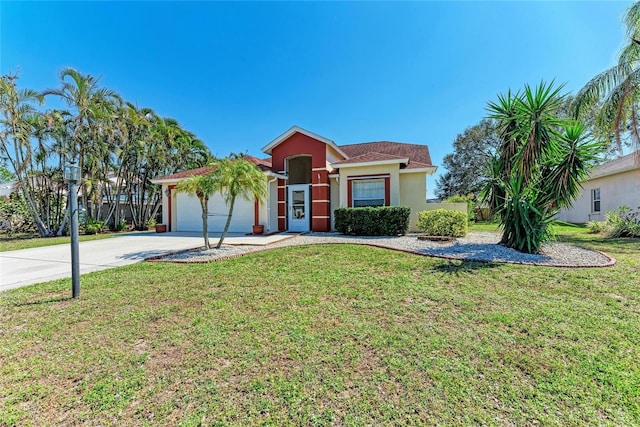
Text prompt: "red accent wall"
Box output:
[[271, 132, 327, 171], [384, 177, 390, 206], [271, 132, 331, 232]]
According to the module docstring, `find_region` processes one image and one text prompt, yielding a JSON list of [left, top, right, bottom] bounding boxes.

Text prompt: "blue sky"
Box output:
[[1, 1, 631, 197]]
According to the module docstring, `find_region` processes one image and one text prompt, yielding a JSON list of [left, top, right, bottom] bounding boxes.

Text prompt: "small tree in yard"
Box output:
[[484, 81, 603, 254], [175, 171, 218, 250], [215, 158, 267, 249]]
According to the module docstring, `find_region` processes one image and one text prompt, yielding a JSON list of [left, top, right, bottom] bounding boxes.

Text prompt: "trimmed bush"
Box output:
[[417, 209, 468, 237], [334, 206, 410, 236], [444, 194, 476, 222]]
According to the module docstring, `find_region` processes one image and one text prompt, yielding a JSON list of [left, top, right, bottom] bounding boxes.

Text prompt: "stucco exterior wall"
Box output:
[[267, 178, 279, 232], [398, 173, 429, 231], [557, 169, 640, 223], [338, 164, 401, 207]]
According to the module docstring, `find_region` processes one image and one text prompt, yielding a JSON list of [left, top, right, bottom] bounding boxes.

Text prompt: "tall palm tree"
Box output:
[[174, 170, 219, 250], [0, 73, 53, 236], [45, 68, 122, 221], [573, 1, 640, 154], [485, 81, 603, 253], [214, 158, 267, 249]]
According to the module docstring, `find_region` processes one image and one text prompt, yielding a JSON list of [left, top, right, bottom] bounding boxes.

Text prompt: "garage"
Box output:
[[175, 192, 254, 233]]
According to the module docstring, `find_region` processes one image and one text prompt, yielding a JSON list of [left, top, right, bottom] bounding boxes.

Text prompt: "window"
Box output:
[[352, 179, 385, 207], [592, 188, 601, 213]]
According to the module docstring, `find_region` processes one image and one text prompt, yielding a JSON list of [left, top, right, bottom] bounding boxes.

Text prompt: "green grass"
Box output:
[[0, 228, 639, 425], [0, 232, 126, 252]]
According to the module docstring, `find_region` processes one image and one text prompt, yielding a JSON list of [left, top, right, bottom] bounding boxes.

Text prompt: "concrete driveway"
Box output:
[[0, 231, 289, 292]]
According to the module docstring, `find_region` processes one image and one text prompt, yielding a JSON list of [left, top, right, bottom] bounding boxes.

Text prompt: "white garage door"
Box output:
[[175, 193, 254, 233]]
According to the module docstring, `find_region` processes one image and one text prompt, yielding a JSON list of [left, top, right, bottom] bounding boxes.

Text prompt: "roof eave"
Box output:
[[400, 166, 437, 175], [331, 158, 410, 169]]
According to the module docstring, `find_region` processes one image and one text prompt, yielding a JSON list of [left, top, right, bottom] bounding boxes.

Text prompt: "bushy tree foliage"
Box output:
[[0, 69, 211, 236], [435, 119, 500, 200]]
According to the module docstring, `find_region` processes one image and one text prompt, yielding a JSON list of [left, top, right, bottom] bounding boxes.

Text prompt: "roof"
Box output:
[[152, 130, 437, 182], [151, 156, 275, 183], [590, 151, 640, 179], [339, 141, 434, 168], [330, 152, 409, 167]]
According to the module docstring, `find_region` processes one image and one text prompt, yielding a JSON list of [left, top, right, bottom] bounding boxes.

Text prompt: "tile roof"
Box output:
[[153, 157, 274, 181], [330, 152, 408, 166], [338, 141, 433, 167], [154, 166, 216, 181], [153, 138, 435, 181]]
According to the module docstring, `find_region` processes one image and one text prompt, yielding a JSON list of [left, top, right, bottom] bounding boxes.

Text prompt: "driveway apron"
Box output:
[[0, 232, 208, 292]]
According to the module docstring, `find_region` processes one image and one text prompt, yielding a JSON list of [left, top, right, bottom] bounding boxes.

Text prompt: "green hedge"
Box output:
[[417, 209, 468, 237], [334, 206, 410, 236]]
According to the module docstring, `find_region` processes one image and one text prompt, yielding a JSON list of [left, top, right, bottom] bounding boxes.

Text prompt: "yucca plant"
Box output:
[[484, 81, 603, 253]]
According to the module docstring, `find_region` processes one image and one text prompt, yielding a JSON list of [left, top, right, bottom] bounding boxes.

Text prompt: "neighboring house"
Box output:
[[152, 126, 441, 233], [0, 181, 18, 200], [556, 151, 640, 223]]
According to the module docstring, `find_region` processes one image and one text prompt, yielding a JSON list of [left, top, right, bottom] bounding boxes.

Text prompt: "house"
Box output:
[[556, 151, 640, 223], [0, 181, 18, 200], [151, 126, 439, 233]]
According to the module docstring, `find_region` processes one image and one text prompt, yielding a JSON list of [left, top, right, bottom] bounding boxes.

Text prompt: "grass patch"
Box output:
[[0, 232, 127, 252], [0, 228, 638, 425]]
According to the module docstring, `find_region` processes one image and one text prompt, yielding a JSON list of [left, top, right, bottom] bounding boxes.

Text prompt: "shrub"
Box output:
[[84, 218, 104, 235], [334, 206, 410, 236], [444, 194, 476, 222], [586, 220, 608, 234], [417, 209, 468, 237], [113, 218, 128, 232], [605, 206, 640, 238], [0, 193, 35, 235]]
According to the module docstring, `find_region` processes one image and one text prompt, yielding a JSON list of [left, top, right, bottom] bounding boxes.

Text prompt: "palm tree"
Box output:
[[573, 2, 640, 154], [214, 158, 267, 249], [0, 73, 53, 236], [174, 171, 219, 250], [484, 81, 603, 253], [45, 68, 122, 221]]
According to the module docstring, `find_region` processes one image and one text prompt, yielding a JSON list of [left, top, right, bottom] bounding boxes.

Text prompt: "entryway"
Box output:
[[287, 184, 310, 232]]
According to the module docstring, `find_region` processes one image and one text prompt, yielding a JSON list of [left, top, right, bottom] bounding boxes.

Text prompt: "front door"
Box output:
[[288, 184, 310, 232]]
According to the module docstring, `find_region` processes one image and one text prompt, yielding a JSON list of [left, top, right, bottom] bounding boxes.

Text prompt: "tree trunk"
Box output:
[[201, 196, 210, 250], [216, 196, 235, 249]]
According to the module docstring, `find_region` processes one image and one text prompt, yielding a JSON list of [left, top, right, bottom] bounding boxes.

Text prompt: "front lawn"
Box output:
[[0, 230, 638, 425]]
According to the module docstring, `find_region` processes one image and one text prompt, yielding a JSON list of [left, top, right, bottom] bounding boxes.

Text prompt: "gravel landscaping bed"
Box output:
[[150, 232, 615, 267]]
